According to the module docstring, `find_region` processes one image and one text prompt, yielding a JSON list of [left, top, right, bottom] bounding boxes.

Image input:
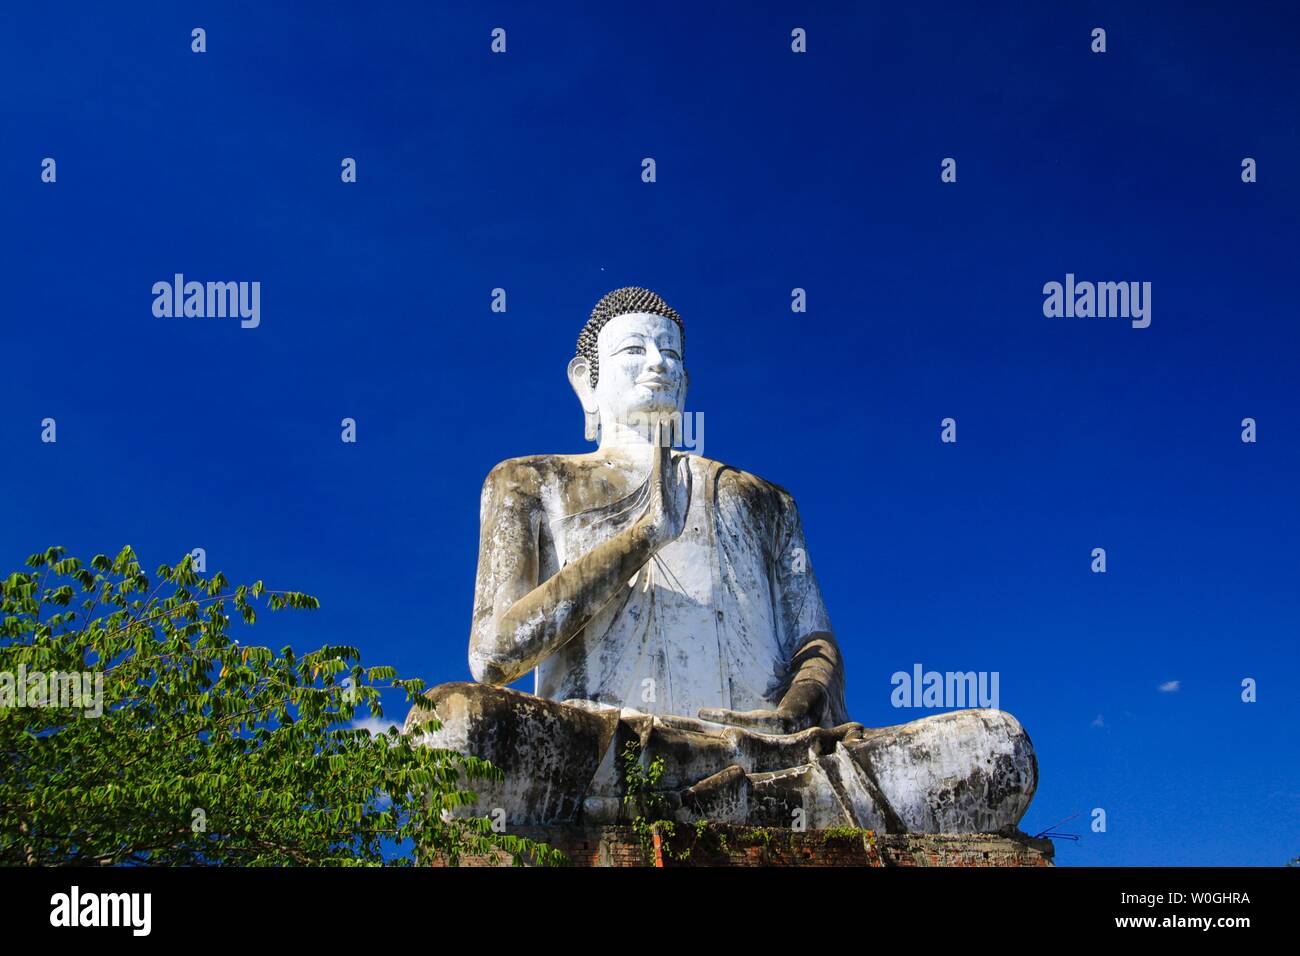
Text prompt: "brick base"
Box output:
[[429, 825, 1055, 867]]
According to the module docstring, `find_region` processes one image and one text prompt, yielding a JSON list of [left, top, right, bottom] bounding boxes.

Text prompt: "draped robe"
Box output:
[[473, 453, 850, 727]]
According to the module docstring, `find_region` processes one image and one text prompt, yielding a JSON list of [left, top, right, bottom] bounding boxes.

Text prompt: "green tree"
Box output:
[[0, 545, 564, 866]]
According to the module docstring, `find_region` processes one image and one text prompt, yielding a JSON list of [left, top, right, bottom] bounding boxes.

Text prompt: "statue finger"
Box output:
[[834, 722, 866, 742], [698, 707, 752, 727], [649, 420, 665, 484], [699, 707, 783, 732], [655, 420, 671, 474]]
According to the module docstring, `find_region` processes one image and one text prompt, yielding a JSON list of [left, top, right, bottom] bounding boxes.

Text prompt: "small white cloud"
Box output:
[[1091, 714, 1105, 727], [351, 716, 399, 735], [1158, 680, 1180, 693]]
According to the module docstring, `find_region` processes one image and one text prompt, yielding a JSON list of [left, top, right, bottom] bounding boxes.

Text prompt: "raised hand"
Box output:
[[641, 417, 692, 550]]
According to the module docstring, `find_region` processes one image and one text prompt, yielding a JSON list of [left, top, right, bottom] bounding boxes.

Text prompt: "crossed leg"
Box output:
[[406, 682, 1037, 834]]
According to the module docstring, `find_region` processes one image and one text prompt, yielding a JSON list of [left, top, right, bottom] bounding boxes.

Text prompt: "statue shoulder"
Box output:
[[480, 453, 595, 501], [691, 454, 802, 511]]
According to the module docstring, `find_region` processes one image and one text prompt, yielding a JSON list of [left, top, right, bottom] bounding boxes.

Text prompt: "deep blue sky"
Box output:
[[3, 1, 1297, 866]]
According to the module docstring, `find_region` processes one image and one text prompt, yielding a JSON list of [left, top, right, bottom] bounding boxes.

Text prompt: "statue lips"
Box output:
[[636, 376, 675, 391]]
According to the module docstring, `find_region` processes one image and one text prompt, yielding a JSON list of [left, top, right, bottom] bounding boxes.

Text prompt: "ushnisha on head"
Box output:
[[567, 287, 689, 447]]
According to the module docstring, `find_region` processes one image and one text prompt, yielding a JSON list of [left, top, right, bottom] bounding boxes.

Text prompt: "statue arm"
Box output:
[[699, 487, 850, 732], [777, 631, 849, 728], [467, 457, 679, 687], [772, 492, 850, 727]]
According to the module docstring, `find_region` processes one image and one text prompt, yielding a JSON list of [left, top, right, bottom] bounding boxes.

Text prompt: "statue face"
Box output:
[[593, 311, 686, 431]]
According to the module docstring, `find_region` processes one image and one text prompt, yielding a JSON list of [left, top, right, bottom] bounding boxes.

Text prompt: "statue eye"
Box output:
[[619, 345, 645, 355], [662, 350, 680, 360]]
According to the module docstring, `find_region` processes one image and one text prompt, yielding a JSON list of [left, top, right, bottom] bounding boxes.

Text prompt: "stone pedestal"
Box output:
[[427, 824, 1055, 867]]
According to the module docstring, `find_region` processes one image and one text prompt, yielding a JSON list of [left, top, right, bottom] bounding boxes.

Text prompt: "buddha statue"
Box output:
[[404, 287, 1038, 834]]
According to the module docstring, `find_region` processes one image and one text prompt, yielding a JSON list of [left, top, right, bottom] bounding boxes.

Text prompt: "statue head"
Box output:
[[568, 287, 688, 446]]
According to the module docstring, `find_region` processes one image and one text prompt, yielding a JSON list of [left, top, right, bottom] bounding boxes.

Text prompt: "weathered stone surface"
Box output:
[[403, 682, 617, 825], [845, 710, 1038, 833]]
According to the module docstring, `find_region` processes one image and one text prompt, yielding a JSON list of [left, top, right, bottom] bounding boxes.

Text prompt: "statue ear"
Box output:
[[567, 356, 600, 442]]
